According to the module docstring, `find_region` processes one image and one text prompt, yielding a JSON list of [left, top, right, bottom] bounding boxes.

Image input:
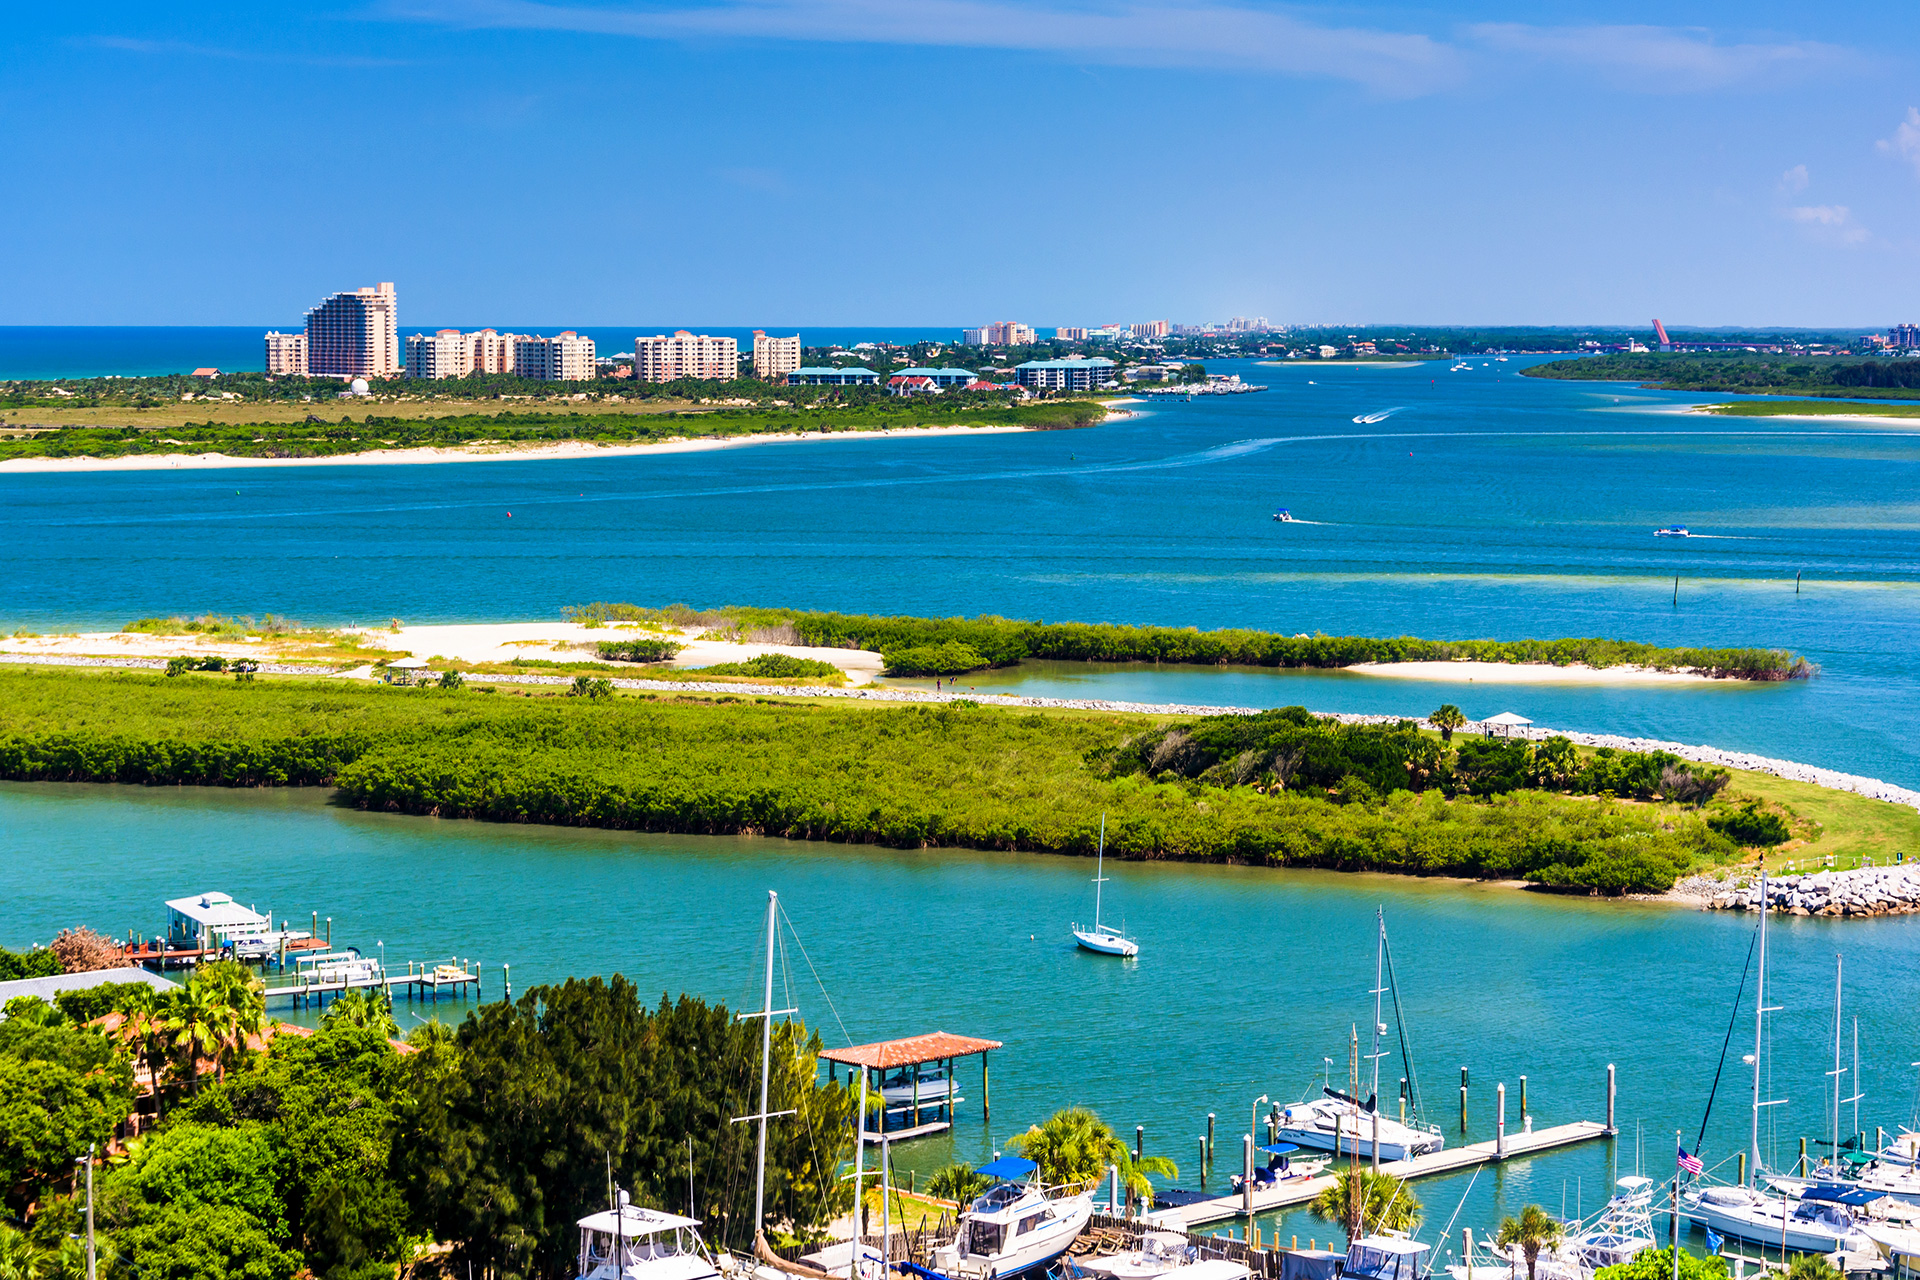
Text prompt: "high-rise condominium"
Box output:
[[405, 330, 473, 379], [264, 331, 308, 375], [752, 331, 801, 381], [963, 322, 1035, 346], [635, 331, 739, 382], [513, 332, 597, 381], [305, 282, 399, 378]]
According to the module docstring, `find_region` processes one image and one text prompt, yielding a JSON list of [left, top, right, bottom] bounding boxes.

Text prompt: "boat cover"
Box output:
[[1282, 1251, 1347, 1280], [976, 1157, 1039, 1181], [1801, 1185, 1885, 1205], [1259, 1144, 1301, 1156]]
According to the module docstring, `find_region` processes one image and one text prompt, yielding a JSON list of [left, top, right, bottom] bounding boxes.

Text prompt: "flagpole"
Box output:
[[1673, 1131, 1684, 1280]]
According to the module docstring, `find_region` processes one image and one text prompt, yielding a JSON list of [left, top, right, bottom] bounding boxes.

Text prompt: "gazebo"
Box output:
[[819, 1031, 1002, 1141], [386, 656, 430, 686], [1482, 711, 1534, 738]]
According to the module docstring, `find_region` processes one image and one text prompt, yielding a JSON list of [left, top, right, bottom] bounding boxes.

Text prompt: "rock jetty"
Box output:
[[1686, 866, 1920, 917]]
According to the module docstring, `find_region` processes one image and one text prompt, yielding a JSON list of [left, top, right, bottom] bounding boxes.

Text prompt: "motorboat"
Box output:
[[1445, 1238, 1580, 1280], [575, 1197, 722, 1280], [878, 1064, 957, 1109], [1566, 1176, 1658, 1271], [1344, 1235, 1429, 1280], [931, 1156, 1095, 1280], [1678, 1182, 1878, 1254], [1654, 527, 1689, 538], [1274, 1090, 1444, 1162], [1076, 1232, 1208, 1280], [1073, 815, 1139, 958], [1273, 510, 1298, 523], [1229, 1143, 1320, 1196]]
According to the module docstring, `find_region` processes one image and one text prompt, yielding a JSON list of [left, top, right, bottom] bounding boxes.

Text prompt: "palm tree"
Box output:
[[1530, 737, 1578, 789], [164, 980, 239, 1090], [322, 989, 400, 1036], [1429, 705, 1467, 743], [927, 1162, 992, 1205], [0, 1223, 46, 1280], [1308, 1168, 1422, 1240], [113, 986, 174, 1118], [1787, 1256, 1842, 1280], [1007, 1107, 1178, 1199], [193, 960, 264, 1077], [1495, 1205, 1564, 1280]]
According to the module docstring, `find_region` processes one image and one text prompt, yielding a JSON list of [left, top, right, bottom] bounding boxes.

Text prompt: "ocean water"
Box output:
[[2, 781, 1911, 1254], [0, 326, 969, 380], [3, 356, 1918, 783]]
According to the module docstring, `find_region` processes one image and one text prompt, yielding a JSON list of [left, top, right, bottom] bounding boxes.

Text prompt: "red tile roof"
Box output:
[[819, 1031, 1001, 1069]]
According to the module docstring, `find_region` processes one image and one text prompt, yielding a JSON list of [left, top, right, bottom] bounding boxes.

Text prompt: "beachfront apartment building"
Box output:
[[405, 330, 473, 379], [305, 282, 399, 378], [963, 322, 1035, 346], [752, 331, 801, 381], [1014, 357, 1117, 391], [635, 331, 739, 382], [264, 331, 308, 376], [1130, 320, 1170, 339], [513, 332, 597, 381], [1055, 327, 1088, 342]]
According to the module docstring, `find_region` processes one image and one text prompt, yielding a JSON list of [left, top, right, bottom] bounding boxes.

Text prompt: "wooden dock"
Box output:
[[1164, 1120, 1614, 1228], [263, 965, 481, 1008]]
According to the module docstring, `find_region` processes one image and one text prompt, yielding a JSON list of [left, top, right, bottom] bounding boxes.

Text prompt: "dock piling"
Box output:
[[1137, 1125, 1144, 1164], [1208, 1113, 1216, 1167], [1520, 1075, 1527, 1120], [503, 963, 511, 1001], [1242, 1134, 1253, 1218], [1606, 1064, 1616, 1135], [1496, 1084, 1507, 1159], [1199, 1137, 1208, 1189], [1739, 1152, 1748, 1185]]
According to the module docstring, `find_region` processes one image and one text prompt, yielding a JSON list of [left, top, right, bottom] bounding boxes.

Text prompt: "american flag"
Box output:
[[1678, 1146, 1704, 1175]]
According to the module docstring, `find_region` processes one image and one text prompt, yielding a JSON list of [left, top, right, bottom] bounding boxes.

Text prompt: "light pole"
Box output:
[[76, 1144, 95, 1280], [1251, 1095, 1269, 1153]]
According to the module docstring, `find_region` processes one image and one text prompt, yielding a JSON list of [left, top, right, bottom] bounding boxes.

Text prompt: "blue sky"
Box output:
[[5, 2, 1918, 327]]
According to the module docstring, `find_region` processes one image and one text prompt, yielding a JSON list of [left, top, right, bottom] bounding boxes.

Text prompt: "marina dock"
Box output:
[[263, 960, 482, 1008], [1163, 1120, 1614, 1228]]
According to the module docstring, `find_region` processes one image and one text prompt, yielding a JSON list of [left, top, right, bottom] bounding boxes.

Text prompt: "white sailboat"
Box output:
[[1073, 816, 1139, 957], [1275, 910, 1443, 1163], [1681, 875, 1880, 1256]]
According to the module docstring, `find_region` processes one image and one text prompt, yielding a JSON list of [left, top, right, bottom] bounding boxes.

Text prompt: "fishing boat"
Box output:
[[1344, 1235, 1430, 1280], [1275, 910, 1444, 1162], [1566, 1176, 1658, 1271], [574, 1198, 722, 1280], [1073, 816, 1139, 958], [1654, 527, 1689, 538], [929, 1156, 1095, 1280]]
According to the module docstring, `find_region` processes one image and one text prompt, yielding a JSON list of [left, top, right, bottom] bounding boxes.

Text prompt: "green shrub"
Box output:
[[0, 946, 61, 981], [695, 653, 841, 680], [165, 657, 193, 677], [568, 676, 614, 699], [438, 670, 465, 690], [1709, 803, 1792, 846], [595, 639, 684, 664], [882, 642, 988, 676]]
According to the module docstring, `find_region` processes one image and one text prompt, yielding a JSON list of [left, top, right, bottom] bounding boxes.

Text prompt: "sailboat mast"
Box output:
[[1833, 955, 1843, 1166], [1094, 815, 1106, 931], [1854, 1019, 1862, 1140], [755, 890, 777, 1235], [1750, 872, 1767, 1184], [1371, 908, 1385, 1105]]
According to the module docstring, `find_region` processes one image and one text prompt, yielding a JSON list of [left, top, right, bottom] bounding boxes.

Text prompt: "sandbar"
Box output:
[[1346, 660, 1713, 685], [0, 424, 1028, 474]]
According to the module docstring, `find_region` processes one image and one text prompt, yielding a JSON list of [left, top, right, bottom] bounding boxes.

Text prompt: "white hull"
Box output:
[[1681, 1187, 1873, 1254], [935, 1191, 1093, 1279], [1276, 1098, 1443, 1162], [1074, 928, 1139, 957]]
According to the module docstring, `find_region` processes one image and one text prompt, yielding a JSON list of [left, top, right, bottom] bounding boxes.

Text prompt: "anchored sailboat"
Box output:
[[1073, 816, 1139, 957]]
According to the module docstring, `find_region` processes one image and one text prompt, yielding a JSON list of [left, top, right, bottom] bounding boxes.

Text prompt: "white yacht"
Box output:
[[1275, 1090, 1444, 1161], [1566, 1176, 1658, 1272], [1073, 816, 1139, 958], [575, 1198, 722, 1280], [931, 1157, 1095, 1280], [1679, 1183, 1878, 1254], [1345, 1236, 1430, 1280]]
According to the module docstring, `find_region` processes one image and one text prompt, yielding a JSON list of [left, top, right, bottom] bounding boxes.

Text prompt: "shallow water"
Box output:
[[6, 781, 1916, 1256], [4, 356, 1916, 780]]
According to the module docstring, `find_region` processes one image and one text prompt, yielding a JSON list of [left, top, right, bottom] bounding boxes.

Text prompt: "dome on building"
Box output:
[[349, 378, 370, 395]]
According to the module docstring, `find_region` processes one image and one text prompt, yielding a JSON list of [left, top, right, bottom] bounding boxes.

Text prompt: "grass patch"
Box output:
[[1697, 400, 1920, 419]]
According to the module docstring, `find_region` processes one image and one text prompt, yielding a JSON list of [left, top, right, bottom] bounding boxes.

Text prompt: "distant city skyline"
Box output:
[[8, 1, 1920, 326]]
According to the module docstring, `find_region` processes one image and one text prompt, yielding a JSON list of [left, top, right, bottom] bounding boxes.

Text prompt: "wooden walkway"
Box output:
[[263, 967, 480, 1007], [1165, 1121, 1613, 1227]]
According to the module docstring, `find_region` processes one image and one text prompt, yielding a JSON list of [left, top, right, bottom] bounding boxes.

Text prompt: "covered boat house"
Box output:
[[820, 1031, 1002, 1141]]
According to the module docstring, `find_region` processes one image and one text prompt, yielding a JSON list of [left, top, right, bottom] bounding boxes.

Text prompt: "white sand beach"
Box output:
[[1346, 660, 1714, 685], [0, 424, 1029, 474]]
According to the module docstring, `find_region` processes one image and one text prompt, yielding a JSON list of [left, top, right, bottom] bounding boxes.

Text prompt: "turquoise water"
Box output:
[[5, 781, 1916, 1256], [4, 356, 1919, 781]]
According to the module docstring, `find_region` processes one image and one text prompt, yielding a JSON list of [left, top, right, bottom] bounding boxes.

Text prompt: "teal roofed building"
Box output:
[[892, 367, 977, 388], [1013, 357, 1117, 391], [787, 366, 879, 386]]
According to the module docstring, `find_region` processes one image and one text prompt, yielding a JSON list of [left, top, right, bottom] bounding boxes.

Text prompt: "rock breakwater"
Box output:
[[1681, 866, 1920, 917]]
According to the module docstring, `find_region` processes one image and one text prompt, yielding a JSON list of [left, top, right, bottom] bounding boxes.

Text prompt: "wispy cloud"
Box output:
[[1784, 204, 1869, 246], [90, 35, 411, 68], [1779, 164, 1809, 194], [389, 0, 1466, 96], [1877, 107, 1920, 178], [1465, 23, 1846, 91]]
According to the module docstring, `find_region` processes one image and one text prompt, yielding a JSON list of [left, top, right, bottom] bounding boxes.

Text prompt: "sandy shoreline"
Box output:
[[1683, 406, 1920, 429], [1347, 660, 1714, 685], [0, 424, 1032, 473]]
